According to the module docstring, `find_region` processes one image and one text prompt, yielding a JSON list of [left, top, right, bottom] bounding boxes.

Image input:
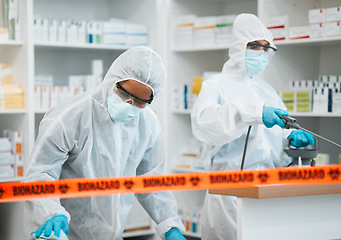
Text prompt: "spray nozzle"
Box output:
[[280, 115, 300, 129]]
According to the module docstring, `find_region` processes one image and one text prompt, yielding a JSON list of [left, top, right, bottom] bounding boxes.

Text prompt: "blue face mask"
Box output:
[[245, 49, 269, 77], [107, 92, 142, 122]]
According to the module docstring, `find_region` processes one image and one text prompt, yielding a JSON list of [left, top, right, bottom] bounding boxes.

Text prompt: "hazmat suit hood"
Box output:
[[97, 46, 166, 108], [222, 13, 276, 78]]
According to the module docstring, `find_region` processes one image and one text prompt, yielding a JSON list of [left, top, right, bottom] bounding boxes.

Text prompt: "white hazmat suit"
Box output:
[[24, 46, 185, 240], [191, 14, 290, 240]]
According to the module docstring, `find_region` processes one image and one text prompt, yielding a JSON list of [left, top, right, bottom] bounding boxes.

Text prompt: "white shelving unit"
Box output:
[[259, 0, 341, 164], [165, 1, 259, 238], [165, 0, 341, 239], [1, 0, 166, 239], [2, 0, 341, 239]]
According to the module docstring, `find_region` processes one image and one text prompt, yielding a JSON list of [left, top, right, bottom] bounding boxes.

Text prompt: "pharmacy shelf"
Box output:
[[0, 109, 27, 114], [34, 110, 48, 114], [34, 42, 133, 51], [172, 109, 192, 114], [122, 229, 155, 238], [275, 36, 341, 47], [173, 167, 204, 173], [0, 177, 24, 183], [172, 44, 230, 52], [289, 112, 341, 117], [183, 231, 201, 238], [0, 40, 23, 46]]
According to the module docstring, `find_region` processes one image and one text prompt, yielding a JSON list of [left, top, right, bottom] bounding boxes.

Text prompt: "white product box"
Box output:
[[309, 8, 325, 24], [266, 15, 289, 41], [0, 151, 14, 165], [324, 21, 341, 37], [15, 18, 21, 41], [40, 18, 49, 43], [0, 138, 12, 152], [74, 87, 85, 95], [126, 35, 147, 46], [4, 130, 22, 155], [94, 22, 102, 44], [0, 164, 15, 178], [175, 14, 196, 26], [58, 86, 74, 103], [58, 20, 67, 43], [333, 88, 341, 113], [33, 18, 41, 42], [194, 16, 216, 29], [309, 23, 324, 38], [102, 34, 126, 45], [49, 19, 58, 43], [215, 15, 236, 45], [35, 75, 53, 86], [326, 7, 341, 22], [50, 86, 59, 108], [104, 20, 126, 34], [41, 86, 50, 110], [77, 21, 87, 44], [173, 15, 196, 48], [289, 26, 310, 40], [126, 23, 147, 34], [69, 75, 86, 89], [66, 21, 77, 43], [34, 86, 41, 110]]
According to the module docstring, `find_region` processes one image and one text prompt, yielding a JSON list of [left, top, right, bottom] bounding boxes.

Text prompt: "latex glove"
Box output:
[[262, 106, 288, 128], [165, 228, 186, 240], [36, 214, 69, 238], [30, 230, 68, 240], [288, 130, 315, 148]]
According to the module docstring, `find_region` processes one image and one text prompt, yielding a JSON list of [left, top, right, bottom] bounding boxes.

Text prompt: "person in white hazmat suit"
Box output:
[[191, 14, 315, 240], [24, 46, 186, 240]]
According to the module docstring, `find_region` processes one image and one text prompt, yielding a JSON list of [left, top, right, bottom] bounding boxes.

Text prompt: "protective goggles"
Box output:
[[246, 42, 277, 56], [114, 82, 154, 109]]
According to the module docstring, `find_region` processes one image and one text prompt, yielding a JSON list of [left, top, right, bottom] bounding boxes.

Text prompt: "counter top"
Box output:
[[208, 183, 341, 199]]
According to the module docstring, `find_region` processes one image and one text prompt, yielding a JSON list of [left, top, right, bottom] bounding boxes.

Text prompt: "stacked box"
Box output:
[[0, 84, 24, 109], [194, 16, 216, 46], [215, 15, 236, 46], [266, 15, 289, 41], [281, 91, 295, 112], [173, 15, 196, 48], [3, 130, 23, 178], [0, 137, 15, 178], [296, 91, 311, 112]]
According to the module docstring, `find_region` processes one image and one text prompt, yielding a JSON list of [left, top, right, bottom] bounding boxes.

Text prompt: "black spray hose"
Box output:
[[240, 126, 252, 170]]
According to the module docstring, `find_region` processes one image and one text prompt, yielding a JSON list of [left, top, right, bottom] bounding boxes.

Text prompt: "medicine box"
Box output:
[[309, 8, 325, 24]]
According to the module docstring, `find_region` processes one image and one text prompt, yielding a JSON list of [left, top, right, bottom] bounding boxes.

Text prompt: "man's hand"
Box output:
[[262, 106, 289, 128], [36, 214, 69, 238]]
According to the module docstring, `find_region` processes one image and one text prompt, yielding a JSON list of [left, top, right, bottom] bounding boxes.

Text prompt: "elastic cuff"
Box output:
[[155, 217, 185, 240]]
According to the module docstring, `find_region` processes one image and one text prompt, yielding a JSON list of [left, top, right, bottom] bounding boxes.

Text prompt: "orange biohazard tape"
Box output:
[[0, 165, 340, 203]]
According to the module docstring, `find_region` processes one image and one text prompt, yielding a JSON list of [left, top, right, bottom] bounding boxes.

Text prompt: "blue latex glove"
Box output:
[[31, 229, 68, 240], [36, 214, 69, 238], [262, 106, 289, 128], [288, 130, 315, 148], [165, 228, 186, 240]]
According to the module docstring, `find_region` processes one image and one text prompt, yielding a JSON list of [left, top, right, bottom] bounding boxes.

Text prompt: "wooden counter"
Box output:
[[208, 183, 341, 199]]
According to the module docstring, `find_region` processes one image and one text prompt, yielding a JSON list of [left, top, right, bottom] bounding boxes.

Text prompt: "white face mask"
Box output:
[[245, 49, 269, 77], [107, 92, 142, 122]]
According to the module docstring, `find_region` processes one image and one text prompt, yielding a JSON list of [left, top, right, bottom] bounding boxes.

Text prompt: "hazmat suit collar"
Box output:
[[222, 13, 275, 79]]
